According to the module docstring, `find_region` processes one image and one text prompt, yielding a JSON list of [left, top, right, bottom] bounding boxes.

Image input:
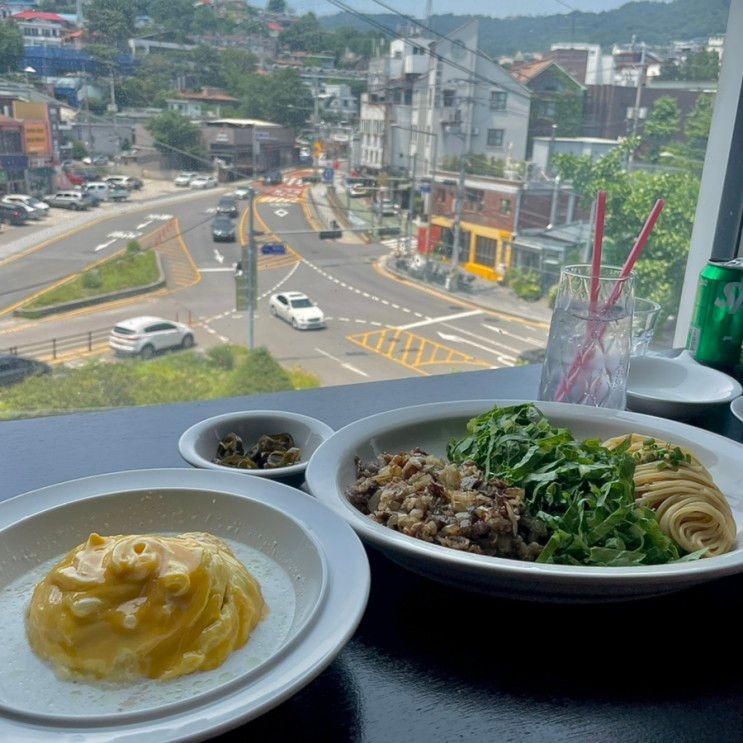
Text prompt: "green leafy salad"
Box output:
[[447, 403, 691, 567]]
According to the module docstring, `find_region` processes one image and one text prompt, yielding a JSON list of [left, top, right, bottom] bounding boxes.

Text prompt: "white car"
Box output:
[[189, 175, 217, 190], [2, 194, 49, 214], [269, 291, 326, 330], [174, 172, 198, 187], [109, 316, 195, 359], [233, 185, 252, 199], [1, 197, 41, 219]]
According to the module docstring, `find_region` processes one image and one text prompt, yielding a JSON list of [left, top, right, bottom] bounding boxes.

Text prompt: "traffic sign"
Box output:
[[323, 167, 334, 184], [418, 184, 431, 193]]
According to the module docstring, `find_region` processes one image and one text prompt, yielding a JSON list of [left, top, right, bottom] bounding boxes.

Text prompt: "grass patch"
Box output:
[[24, 250, 159, 309], [286, 366, 322, 389], [0, 346, 320, 419]]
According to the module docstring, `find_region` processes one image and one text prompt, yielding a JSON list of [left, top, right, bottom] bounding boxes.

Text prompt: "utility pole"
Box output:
[[628, 41, 647, 169], [240, 187, 257, 349], [406, 152, 417, 254]]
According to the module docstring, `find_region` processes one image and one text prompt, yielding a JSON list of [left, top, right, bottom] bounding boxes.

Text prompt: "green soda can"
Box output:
[[687, 258, 743, 370]]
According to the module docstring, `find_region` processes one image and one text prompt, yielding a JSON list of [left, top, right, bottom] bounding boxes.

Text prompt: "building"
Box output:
[[531, 136, 619, 175], [166, 87, 239, 119], [69, 118, 136, 158], [549, 43, 614, 86], [510, 59, 585, 156], [359, 22, 531, 176], [201, 118, 294, 178], [0, 116, 28, 195], [422, 171, 586, 282], [317, 83, 358, 123], [11, 10, 74, 47]]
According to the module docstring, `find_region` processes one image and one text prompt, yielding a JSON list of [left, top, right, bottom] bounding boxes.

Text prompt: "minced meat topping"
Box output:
[[346, 449, 547, 561]]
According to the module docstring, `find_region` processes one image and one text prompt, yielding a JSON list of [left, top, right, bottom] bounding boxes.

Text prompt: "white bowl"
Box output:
[[179, 410, 334, 479], [732, 397, 743, 424], [627, 351, 742, 419], [305, 399, 743, 602], [0, 468, 370, 741]]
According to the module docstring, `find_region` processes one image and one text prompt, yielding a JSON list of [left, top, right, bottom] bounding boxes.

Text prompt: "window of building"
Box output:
[[442, 90, 455, 108], [538, 100, 557, 118], [490, 91, 507, 111], [500, 198, 512, 214], [487, 129, 504, 147], [474, 236, 498, 267]]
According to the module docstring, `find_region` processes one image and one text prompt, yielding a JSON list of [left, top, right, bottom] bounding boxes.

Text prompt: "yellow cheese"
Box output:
[[26, 532, 266, 681]]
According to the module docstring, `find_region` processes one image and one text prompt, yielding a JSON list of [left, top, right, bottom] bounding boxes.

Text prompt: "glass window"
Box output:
[[487, 129, 504, 147], [490, 91, 507, 111], [474, 236, 497, 266], [500, 198, 511, 214]]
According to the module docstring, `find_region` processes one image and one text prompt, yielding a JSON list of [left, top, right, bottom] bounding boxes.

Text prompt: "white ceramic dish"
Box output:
[[178, 410, 334, 479], [0, 469, 369, 741], [627, 351, 742, 419], [305, 399, 743, 602], [732, 397, 743, 424]]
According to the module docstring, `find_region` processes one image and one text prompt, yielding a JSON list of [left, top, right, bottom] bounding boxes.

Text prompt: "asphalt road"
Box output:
[[0, 176, 549, 386]]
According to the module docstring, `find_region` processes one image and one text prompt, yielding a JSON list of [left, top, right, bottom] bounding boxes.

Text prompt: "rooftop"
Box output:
[[205, 118, 280, 128]]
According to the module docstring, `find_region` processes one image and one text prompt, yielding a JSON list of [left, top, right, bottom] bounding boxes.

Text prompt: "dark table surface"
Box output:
[[2, 365, 743, 743]]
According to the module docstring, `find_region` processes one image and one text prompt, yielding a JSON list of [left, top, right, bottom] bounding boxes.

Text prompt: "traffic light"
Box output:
[[319, 229, 342, 240]]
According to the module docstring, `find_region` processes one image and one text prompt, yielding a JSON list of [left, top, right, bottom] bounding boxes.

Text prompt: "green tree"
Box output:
[[684, 93, 715, 160], [266, 0, 286, 12], [237, 69, 313, 129], [0, 22, 23, 73], [87, 0, 136, 49], [553, 138, 699, 324], [643, 96, 681, 161], [71, 140, 88, 159], [146, 111, 205, 168]]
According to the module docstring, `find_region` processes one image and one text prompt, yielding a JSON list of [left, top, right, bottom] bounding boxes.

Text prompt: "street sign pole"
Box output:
[[242, 187, 257, 350]]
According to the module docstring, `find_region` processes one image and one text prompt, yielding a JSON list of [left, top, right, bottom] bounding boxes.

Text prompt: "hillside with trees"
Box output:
[[321, 0, 730, 57]]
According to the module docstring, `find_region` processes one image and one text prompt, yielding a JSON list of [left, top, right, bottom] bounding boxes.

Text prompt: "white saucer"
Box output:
[[627, 350, 742, 419], [732, 397, 743, 424]]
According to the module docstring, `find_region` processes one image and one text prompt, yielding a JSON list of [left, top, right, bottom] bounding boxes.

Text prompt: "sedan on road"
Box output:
[[212, 216, 236, 242], [217, 195, 238, 217], [174, 172, 198, 187], [0, 203, 30, 225], [190, 175, 217, 190], [269, 291, 326, 330], [109, 316, 195, 359], [2, 194, 50, 215]]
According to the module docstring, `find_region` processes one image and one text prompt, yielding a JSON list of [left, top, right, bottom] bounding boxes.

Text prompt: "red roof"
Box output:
[[267, 22, 283, 32], [179, 87, 239, 103], [509, 58, 555, 84], [12, 10, 67, 23]]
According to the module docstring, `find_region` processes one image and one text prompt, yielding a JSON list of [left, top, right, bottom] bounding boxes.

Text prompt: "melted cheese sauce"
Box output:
[[26, 532, 266, 681]]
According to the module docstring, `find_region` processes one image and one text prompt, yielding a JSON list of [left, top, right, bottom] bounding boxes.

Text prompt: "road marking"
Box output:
[[442, 322, 521, 356], [274, 208, 288, 217], [436, 331, 515, 365], [107, 230, 141, 240], [94, 238, 116, 252], [479, 322, 546, 347], [213, 248, 224, 264], [397, 309, 481, 331], [147, 213, 173, 221], [314, 346, 369, 377], [199, 267, 235, 272], [136, 220, 152, 230], [259, 260, 300, 300]]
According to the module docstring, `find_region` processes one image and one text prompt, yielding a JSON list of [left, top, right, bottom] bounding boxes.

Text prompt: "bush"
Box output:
[[206, 345, 239, 371], [506, 267, 542, 302], [547, 283, 559, 309], [82, 269, 103, 289], [126, 240, 142, 255]]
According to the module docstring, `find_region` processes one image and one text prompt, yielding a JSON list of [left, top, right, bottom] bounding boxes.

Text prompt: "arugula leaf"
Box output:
[[448, 403, 687, 566]]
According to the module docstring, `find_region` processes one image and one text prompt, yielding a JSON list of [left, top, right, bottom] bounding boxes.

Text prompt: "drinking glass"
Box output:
[[539, 264, 635, 409], [631, 297, 661, 356]]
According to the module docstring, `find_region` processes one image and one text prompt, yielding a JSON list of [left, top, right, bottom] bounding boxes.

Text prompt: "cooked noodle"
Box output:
[[603, 434, 736, 557]]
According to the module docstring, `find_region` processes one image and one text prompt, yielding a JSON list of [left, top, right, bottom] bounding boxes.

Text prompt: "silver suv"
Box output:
[[45, 191, 92, 210], [109, 316, 195, 359]]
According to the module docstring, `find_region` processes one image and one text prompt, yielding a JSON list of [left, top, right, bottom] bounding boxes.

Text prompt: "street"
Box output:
[[0, 174, 548, 385]]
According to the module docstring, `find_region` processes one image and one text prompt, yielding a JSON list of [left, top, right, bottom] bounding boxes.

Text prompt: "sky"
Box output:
[[275, 0, 669, 17]]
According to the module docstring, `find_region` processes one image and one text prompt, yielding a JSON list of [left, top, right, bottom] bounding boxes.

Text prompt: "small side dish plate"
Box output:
[[178, 410, 334, 479], [731, 397, 743, 424], [0, 468, 369, 741], [305, 399, 743, 602], [627, 351, 742, 419]]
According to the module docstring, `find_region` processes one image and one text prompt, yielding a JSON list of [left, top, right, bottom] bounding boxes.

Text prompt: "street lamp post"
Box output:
[[239, 187, 258, 349]]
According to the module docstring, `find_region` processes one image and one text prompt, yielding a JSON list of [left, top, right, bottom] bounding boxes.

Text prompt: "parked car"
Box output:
[[109, 316, 195, 359], [211, 216, 236, 242], [127, 176, 143, 190], [0, 203, 29, 225], [174, 172, 198, 187], [1, 198, 40, 220], [65, 171, 85, 186], [109, 186, 131, 202], [83, 182, 111, 201], [373, 198, 399, 216], [92, 155, 109, 165], [45, 191, 91, 210], [2, 193, 50, 215], [233, 185, 251, 199], [348, 183, 368, 198], [269, 291, 326, 330], [263, 170, 282, 186], [0, 354, 51, 387], [104, 175, 137, 190], [190, 175, 217, 189], [217, 195, 238, 217]]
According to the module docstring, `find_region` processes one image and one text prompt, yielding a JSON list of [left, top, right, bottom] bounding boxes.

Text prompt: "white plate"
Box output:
[[0, 469, 369, 741], [732, 397, 743, 424], [627, 351, 742, 419], [305, 400, 743, 602]]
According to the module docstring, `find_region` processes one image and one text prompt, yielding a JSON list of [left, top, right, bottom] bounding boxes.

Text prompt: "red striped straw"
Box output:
[[589, 191, 607, 316], [554, 198, 665, 403]]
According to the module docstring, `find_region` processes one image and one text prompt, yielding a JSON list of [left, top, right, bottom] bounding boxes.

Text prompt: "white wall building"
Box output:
[[11, 10, 72, 47]]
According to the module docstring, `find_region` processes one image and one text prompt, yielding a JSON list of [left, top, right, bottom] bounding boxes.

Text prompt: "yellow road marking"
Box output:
[[347, 327, 490, 376]]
